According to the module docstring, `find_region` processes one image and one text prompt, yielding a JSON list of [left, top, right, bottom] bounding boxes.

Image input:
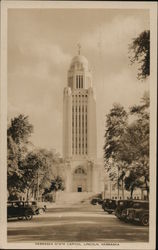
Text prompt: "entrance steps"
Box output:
[[56, 191, 99, 205]]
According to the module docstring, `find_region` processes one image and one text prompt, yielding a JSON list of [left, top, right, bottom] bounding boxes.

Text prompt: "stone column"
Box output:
[[92, 161, 98, 193], [63, 87, 72, 158], [87, 87, 97, 158], [65, 161, 72, 192], [67, 89, 72, 157], [87, 162, 91, 192]]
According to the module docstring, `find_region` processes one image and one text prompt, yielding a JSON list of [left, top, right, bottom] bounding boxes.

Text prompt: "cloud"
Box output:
[[81, 15, 149, 57], [8, 9, 149, 157], [19, 40, 71, 66], [8, 37, 70, 126], [9, 37, 71, 80]]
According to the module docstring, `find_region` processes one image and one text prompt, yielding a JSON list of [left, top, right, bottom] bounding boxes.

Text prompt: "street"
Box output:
[[7, 203, 149, 243]]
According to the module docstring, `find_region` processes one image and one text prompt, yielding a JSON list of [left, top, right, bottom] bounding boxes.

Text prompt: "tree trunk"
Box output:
[[26, 188, 30, 201], [147, 189, 149, 200], [141, 188, 144, 200], [122, 179, 124, 199], [118, 167, 120, 199], [130, 188, 133, 199], [145, 177, 149, 200], [54, 191, 56, 202]]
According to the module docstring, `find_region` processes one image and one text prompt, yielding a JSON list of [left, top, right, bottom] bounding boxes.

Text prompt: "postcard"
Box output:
[[0, 1, 157, 249]]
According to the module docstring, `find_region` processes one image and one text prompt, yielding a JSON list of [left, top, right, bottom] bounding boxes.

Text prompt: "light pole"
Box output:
[[117, 166, 120, 199], [37, 171, 39, 202], [37, 171, 44, 202], [104, 183, 106, 199]]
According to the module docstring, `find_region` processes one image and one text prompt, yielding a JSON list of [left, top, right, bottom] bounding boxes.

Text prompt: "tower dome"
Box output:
[[67, 46, 92, 90], [70, 55, 89, 71]]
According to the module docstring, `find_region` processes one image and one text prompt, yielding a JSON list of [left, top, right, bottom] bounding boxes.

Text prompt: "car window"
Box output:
[[139, 203, 149, 209], [7, 203, 12, 207], [144, 203, 149, 209], [32, 202, 37, 205], [126, 201, 132, 206], [133, 203, 140, 208], [13, 202, 19, 207], [119, 202, 124, 206], [18, 202, 24, 206]]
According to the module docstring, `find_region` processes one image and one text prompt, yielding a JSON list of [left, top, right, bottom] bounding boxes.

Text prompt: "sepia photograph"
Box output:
[[0, 1, 157, 249]]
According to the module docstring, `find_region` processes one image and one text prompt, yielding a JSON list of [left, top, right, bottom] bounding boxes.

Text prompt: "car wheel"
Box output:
[[141, 215, 149, 226], [35, 209, 39, 215], [38, 208, 44, 215], [18, 216, 24, 220], [108, 211, 113, 214], [25, 214, 33, 220], [123, 218, 128, 223]]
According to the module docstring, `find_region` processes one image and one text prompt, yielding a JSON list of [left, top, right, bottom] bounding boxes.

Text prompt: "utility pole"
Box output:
[[104, 183, 106, 199], [37, 171, 39, 202], [118, 166, 120, 199], [122, 178, 124, 199]]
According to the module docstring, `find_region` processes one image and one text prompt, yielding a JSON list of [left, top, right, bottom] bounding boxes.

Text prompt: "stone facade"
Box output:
[[59, 51, 104, 203], [57, 50, 142, 204]]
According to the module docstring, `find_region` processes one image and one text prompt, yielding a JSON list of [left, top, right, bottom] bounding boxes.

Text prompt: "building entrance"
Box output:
[[72, 167, 87, 192], [78, 186, 82, 192]]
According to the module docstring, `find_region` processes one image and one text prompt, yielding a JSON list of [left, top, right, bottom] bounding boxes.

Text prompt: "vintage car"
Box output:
[[126, 200, 149, 226], [115, 199, 134, 220], [102, 199, 109, 209], [97, 198, 103, 205], [102, 199, 110, 210], [24, 201, 47, 215], [102, 199, 117, 214], [7, 201, 34, 220], [91, 198, 100, 205]]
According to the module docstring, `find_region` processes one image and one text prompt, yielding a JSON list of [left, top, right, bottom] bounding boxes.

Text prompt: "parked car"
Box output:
[[102, 199, 109, 211], [91, 198, 102, 205], [102, 199, 117, 214], [7, 201, 34, 220], [115, 199, 134, 220], [126, 200, 149, 226], [91, 198, 98, 205], [24, 201, 47, 215], [97, 198, 103, 205]]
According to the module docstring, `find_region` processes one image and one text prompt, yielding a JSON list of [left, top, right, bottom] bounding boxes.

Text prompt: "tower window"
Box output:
[[76, 75, 83, 89], [75, 168, 85, 174]]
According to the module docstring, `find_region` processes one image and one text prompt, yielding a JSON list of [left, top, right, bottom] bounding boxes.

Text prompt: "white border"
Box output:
[[0, 1, 157, 249]]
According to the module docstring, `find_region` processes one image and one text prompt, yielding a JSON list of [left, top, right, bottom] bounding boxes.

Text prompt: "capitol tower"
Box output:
[[59, 46, 104, 203]]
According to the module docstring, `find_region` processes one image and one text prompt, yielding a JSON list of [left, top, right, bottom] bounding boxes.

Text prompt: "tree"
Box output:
[[7, 114, 64, 201], [124, 92, 149, 198], [103, 104, 128, 198], [104, 103, 128, 161], [7, 135, 23, 197], [21, 148, 64, 200], [21, 148, 61, 200], [124, 168, 142, 199], [7, 115, 33, 199], [43, 175, 65, 202], [104, 93, 150, 199], [129, 30, 150, 80], [8, 114, 33, 145], [43, 176, 65, 194], [48, 176, 64, 192]]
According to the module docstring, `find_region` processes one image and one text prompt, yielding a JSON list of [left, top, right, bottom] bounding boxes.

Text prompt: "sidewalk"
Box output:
[[44, 202, 86, 209]]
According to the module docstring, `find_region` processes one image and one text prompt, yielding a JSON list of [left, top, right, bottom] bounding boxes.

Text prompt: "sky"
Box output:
[[8, 8, 149, 158]]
